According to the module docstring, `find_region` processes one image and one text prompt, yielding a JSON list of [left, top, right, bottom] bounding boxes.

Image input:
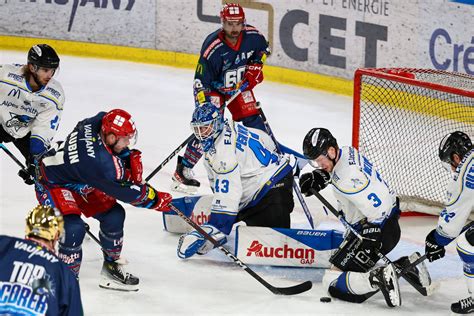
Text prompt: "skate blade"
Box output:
[[171, 180, 199, 195], [384, 264, 401, 307], [99, 277, 139, 292]]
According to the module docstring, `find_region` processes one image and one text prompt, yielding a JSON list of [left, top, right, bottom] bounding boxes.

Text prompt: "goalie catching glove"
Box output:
[[299, 169, 331, 196], [177, 224, 227, 259]]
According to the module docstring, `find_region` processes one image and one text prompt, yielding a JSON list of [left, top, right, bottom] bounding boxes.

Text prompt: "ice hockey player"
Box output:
[[0, 205, 83, 315], [177, 103, 294, 259], [172, 3, 271, 194], [0, 44, 64, 185], [299, 128, 430, 307], [34, 109, 172, 291], [424, 131, 474, 314]]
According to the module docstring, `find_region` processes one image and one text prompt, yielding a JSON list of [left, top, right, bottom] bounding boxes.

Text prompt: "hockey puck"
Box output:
[[320, 296, 332, 303]]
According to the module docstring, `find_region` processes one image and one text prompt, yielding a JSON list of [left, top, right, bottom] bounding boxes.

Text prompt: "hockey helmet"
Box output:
[[191, 103, 224, 152], [25, 205, 64, 241], [439, 131, 472, 166], [27, 44, 60, 69], [303, 128, 338, 160], [220, 3, 245, 24], [101, 109, 138, 145]]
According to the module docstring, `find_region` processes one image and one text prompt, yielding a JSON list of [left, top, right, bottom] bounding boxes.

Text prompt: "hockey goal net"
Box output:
[[352, 68, 474, 215]]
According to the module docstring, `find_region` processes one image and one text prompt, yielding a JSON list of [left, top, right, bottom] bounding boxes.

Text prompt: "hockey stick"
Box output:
[[255, 103, 315, 229], [145, 134, 195, 182], [145, 89, 244, 182], [309, 188, 428, 296], [0, 143, 27, 170], [170, 204, 312, 295]]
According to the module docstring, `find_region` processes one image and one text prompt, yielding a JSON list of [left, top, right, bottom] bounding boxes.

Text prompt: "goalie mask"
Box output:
[[101, 109, 138, 148], [303, 128, 338, 168], [25, 205, 64, 242], [439, 131, 472, 169], [191, 103, 224, 152]]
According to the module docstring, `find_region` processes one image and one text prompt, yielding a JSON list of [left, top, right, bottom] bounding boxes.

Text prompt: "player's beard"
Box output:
[[225, 30, 241, 41]]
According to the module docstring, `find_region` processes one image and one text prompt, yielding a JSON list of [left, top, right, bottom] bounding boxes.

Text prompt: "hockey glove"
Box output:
[[299, 169, 331, 196], [360, 222, 383, 250], [18, 159, 38, 185], [149, 191, 172, 212], [127, 150, 143, 184], [243, 63, 264, 91], [177, 224, 227, 259], [425, 229, 445, 262]]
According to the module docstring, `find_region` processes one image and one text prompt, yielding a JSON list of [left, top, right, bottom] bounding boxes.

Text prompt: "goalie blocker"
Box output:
[[164, 195, 344, 268]]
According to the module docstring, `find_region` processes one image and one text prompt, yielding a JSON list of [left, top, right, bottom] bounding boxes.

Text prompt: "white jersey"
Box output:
[[436, 149, 474, 240], [203, 119, 291, 233], [0, 64, 64, 148], [330, 146, 397, 225]]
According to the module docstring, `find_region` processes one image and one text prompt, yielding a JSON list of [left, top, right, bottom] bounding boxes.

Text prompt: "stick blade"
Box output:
[[272, 280, 313, 295]]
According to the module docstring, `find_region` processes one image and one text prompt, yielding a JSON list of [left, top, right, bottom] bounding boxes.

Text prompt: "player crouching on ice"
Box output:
[[299, 128, 431, 307], [424, 131, 474, 314], [34, 109, 172, 291], [177, 103, 294, 259]]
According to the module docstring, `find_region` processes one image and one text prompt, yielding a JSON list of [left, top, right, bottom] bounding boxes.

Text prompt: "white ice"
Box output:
[[0, 50, 465, 315]]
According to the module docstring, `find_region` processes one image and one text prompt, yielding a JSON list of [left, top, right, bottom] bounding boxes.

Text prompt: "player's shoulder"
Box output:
[[447, 149, 474, 201], [339, 146, 361, 167], [332, 146, 369, 193], [207, 120, 238, 174], [41, 79, 65, 108], [243, 24, 266, 38], [0, 64, 24, 82], [201, 30, 225, 59]]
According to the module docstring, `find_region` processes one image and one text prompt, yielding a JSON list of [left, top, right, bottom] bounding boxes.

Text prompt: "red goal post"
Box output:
[[352, 68, 474, 215]]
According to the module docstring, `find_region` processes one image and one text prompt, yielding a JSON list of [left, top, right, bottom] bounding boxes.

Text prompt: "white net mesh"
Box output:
[[354, 68, 474, 214]]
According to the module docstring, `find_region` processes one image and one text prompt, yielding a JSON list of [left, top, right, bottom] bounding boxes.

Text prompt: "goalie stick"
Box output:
[[255, 102, 315, 229], [169, 204, 313, 295], [309, 188, 429, 296], [145, 88, 244, 182]]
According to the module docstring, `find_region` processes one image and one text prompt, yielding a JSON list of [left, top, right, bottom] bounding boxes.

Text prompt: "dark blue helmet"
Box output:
[[439, 131, 472, 165], [191, 103, 224, 152], [27, 44, 60, 69]]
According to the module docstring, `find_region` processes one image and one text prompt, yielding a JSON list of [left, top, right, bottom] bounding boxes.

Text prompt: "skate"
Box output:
[[394, 251, 431, 288], [369, 264, 401, 307], [171, 156, 200, 195], [99, 260, 139, 292], [451, 297, 474, 314]]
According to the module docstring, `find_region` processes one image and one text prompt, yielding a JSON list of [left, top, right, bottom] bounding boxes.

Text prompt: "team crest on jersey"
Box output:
[[350, 178, 364, 188], [5, 112, 33, 131]]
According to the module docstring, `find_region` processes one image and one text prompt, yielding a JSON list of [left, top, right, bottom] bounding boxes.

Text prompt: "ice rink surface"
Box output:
[[0, 50, 465, 315]]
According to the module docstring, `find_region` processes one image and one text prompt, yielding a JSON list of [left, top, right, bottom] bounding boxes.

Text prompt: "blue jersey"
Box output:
[[193, 25, 269, 103], [39, 112, 150, 206], [0, 235, 82, 316]]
